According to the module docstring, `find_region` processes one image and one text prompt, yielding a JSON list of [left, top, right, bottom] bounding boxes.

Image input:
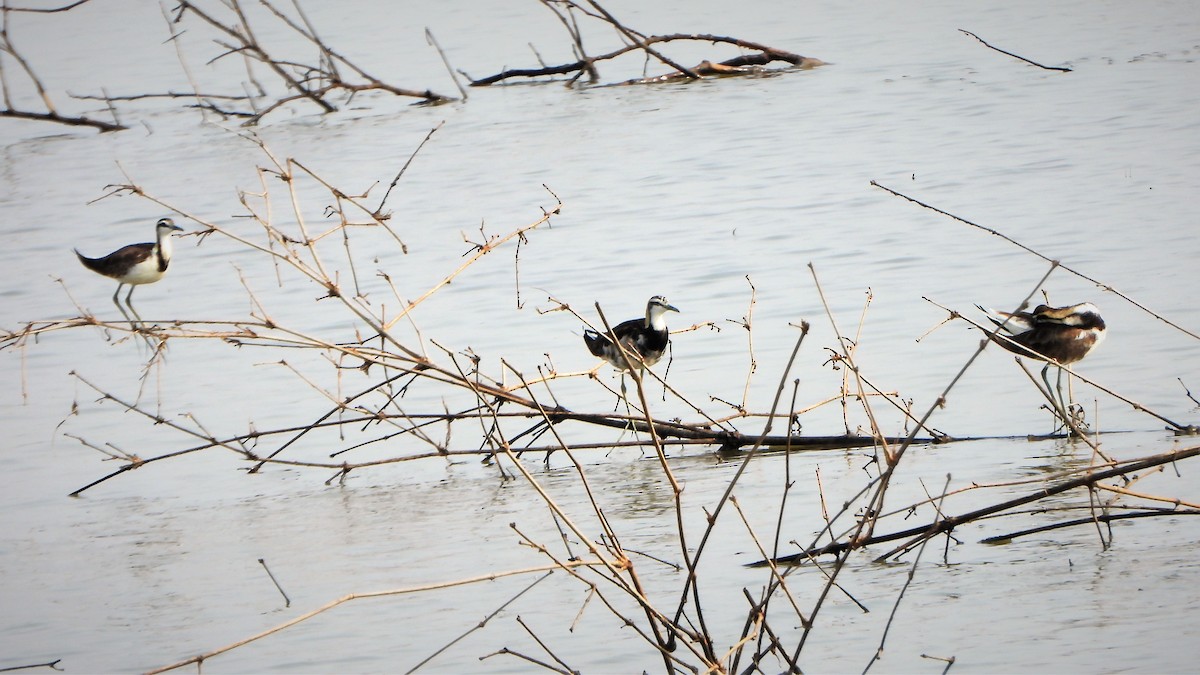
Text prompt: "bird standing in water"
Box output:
[[980, 301, 1106, 427], [584, 295, 679, 402], [75, 217, 184, 324], [584, 295, 679, 370]]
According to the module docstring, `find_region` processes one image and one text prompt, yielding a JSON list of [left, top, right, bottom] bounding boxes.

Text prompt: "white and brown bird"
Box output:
[[980, 302, 1106, 366], [75, 217, 184, 321], [980, 301, 1106, 424], [584, 295, 679, 370]]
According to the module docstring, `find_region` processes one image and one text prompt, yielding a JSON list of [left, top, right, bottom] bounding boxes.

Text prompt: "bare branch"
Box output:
[[960, 28, 1072, 72], [470, 8, 823, 87]]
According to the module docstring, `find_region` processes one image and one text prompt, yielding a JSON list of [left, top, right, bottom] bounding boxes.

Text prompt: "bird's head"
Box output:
[[156, 218, 184, 234], [1040, 303, 1105, 330], [645, 295, 679, 329]]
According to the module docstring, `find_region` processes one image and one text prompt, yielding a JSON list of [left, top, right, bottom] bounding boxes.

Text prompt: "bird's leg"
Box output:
[[123, 285, 146, 329], [616, 374, 637, 425], [1060, 366, 1087, 433], [613, 373, 628, 412], [620, 370, 646, 446], [1040, 364, 1068, 433], [1056, 366, 1068, 426], [124, 285, 162, 351], [110, 284, 135, 325]]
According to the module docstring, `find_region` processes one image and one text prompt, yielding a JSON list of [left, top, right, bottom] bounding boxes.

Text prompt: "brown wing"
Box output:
[[1003, 323, 1094, 364], [76, 242, 154, 279]]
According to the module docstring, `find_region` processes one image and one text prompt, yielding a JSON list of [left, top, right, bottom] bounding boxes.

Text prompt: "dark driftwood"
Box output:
[[0, 107, 124, 131], [470, 26, 822, 87], [536, 407, 930, 452], [622, 49, 823, 85]]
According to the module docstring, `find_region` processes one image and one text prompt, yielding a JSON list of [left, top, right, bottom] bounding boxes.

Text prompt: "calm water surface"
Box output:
[[2, 0, 1199, 672]]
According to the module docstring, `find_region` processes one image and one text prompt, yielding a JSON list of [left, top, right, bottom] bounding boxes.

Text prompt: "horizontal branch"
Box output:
[[0, 107, 124, 132], [979, 508, 1200, 544], [753, 443, 1200, 566], [69, 90, 252, 102], [470, 32, 821, 86], [2, 0, 90, 12]]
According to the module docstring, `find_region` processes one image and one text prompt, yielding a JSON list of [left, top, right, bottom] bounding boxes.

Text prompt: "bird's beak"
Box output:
[[665, 303, 680, 313]]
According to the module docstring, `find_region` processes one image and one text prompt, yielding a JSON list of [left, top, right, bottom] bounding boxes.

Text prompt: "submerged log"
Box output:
[[469, 5, 826, 88]]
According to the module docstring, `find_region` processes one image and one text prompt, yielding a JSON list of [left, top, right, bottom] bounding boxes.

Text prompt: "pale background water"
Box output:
[[1, 0, 1199, 673]]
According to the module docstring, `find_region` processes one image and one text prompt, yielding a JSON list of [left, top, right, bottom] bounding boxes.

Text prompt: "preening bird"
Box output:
[[584, 295, 679, 370], [980, 302, 1106, 366], [75, 217, 184, 322], [980, 302, 1106, 426]]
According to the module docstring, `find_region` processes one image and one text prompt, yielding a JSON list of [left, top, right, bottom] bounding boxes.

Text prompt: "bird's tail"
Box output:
[[582, 329, 610, 358], [976, 304, 1032, 334], [74, 249, 104, 274]]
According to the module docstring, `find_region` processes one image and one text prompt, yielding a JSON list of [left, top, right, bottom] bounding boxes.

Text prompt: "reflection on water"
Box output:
[[2, 0, 1200, 672]]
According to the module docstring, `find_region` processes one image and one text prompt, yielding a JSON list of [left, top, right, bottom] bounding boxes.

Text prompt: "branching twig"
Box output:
[[407, 572, 554, 673], [470, 4, 822, 88], [0, 6, 124, 130], [145, 564, 597, 674], [161, 0, 452, 124]]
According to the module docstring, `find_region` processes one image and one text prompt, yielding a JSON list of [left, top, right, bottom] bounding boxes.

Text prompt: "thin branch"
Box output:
[[145, 564, 598, 674], [407, 572, 554, 673], [979, 508, 1200, 544], [1, 0, 89, 11], [759, 444, 1200, 566], [959, 29, 1071, 72], [873, 181, 1200, 343]]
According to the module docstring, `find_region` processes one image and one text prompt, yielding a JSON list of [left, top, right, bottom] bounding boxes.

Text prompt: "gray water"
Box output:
[[2, 0, 1199, 672]]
